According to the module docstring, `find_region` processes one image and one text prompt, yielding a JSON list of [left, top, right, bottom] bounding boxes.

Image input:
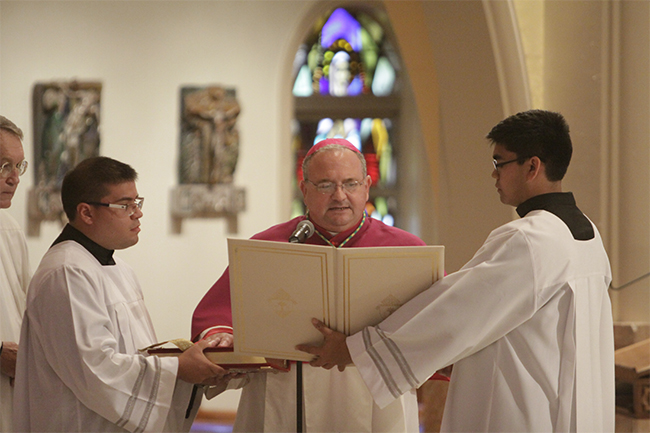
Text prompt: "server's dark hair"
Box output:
[[62, 156, 138, 221], [486, 110, 572, 181]]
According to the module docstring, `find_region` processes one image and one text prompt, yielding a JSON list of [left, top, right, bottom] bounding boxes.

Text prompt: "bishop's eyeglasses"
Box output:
[[87, 197, 145, 216], [305, 179, 364, 195]]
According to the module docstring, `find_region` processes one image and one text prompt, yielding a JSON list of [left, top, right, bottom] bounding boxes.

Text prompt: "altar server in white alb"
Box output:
[[298, 110, 615, 432], [14, 156, 230, 432], [0, 116, 30, 432]]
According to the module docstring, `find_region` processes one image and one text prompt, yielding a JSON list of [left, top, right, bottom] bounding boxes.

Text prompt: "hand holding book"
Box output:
[[140, 339, 289, 373], [296, 318, 352, 372]]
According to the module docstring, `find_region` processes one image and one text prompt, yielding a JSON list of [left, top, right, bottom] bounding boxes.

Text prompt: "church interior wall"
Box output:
[[540, 0, 650, 322], [610, 0, 650, 322]]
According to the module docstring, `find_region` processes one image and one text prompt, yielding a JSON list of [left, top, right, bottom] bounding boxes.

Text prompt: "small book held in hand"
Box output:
[[139, 339, 289, 373]]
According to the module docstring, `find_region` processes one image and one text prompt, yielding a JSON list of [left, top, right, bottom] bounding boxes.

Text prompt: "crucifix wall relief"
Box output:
[[170, 85, 246, 234]]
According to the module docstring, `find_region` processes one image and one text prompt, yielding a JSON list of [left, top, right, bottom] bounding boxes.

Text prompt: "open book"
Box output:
[[139, 339, 288, 372], [228, 239, 444, 361]]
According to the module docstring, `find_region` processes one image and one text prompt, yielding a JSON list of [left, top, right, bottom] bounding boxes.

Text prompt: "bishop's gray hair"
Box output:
[[302, 144, 367, 181]]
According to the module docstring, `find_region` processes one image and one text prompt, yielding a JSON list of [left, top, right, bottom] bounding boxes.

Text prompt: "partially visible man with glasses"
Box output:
[[0, 115, 31, 432], [192, 138, 433, 432], [14, 156, 232, 432]]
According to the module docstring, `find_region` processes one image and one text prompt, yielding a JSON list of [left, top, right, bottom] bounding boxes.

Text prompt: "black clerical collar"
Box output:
[[516, 192, 594, 241], [52, 224, 116, 266]]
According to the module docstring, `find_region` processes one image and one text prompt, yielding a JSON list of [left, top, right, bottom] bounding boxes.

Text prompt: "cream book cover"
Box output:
[[228, 239, 444, 361]]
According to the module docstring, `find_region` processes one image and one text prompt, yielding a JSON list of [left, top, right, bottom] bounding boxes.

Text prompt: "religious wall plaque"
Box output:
[[171, 85, 246, 234], [28, 80, 101, 236]]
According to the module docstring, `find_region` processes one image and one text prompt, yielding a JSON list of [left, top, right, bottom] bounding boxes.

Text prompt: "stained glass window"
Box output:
[[292, 7, 397, 98], [292, 7, 401, 227]]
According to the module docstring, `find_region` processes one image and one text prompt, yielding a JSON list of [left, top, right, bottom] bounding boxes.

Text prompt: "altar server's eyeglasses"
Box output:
[[306, 179, 364, 195], [492, 158, 520, 172], [87, 197, 144, 216], [0, 160, 28, 178]]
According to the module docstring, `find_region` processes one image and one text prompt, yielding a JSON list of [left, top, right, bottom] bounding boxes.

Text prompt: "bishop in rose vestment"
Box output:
[[192, 214, 427, 432]]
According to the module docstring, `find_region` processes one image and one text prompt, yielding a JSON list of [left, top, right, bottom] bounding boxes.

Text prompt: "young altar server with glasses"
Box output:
[[14, 156, 231, 432]]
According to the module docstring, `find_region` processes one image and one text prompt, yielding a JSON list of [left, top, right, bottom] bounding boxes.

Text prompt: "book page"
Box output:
[[229, 239, 335, 361], [336, 246, 444, 335]]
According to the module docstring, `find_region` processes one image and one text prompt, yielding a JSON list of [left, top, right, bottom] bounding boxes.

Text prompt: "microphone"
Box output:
[[289, 220, 315, 243]]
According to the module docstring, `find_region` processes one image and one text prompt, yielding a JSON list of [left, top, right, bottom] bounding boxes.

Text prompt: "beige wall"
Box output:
[[609, 1, 650, 321], [386, 0, 515, 273], [541, 0, 650, 321]]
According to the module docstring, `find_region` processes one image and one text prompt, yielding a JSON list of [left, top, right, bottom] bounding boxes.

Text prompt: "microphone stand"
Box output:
[[297, 361, 303, 432], [289, 220, 314, 433]]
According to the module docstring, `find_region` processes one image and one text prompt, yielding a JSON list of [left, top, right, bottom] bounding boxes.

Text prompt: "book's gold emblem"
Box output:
[[376, 294, 402, 319], [269, 289, 297, 318]]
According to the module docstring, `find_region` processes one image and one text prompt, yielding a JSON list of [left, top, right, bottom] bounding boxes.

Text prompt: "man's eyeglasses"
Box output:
[[306, 179, 364, 195], [0, 160, 28, 178], [492, 158, 520, 171], [87, 197, 144, 216]]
